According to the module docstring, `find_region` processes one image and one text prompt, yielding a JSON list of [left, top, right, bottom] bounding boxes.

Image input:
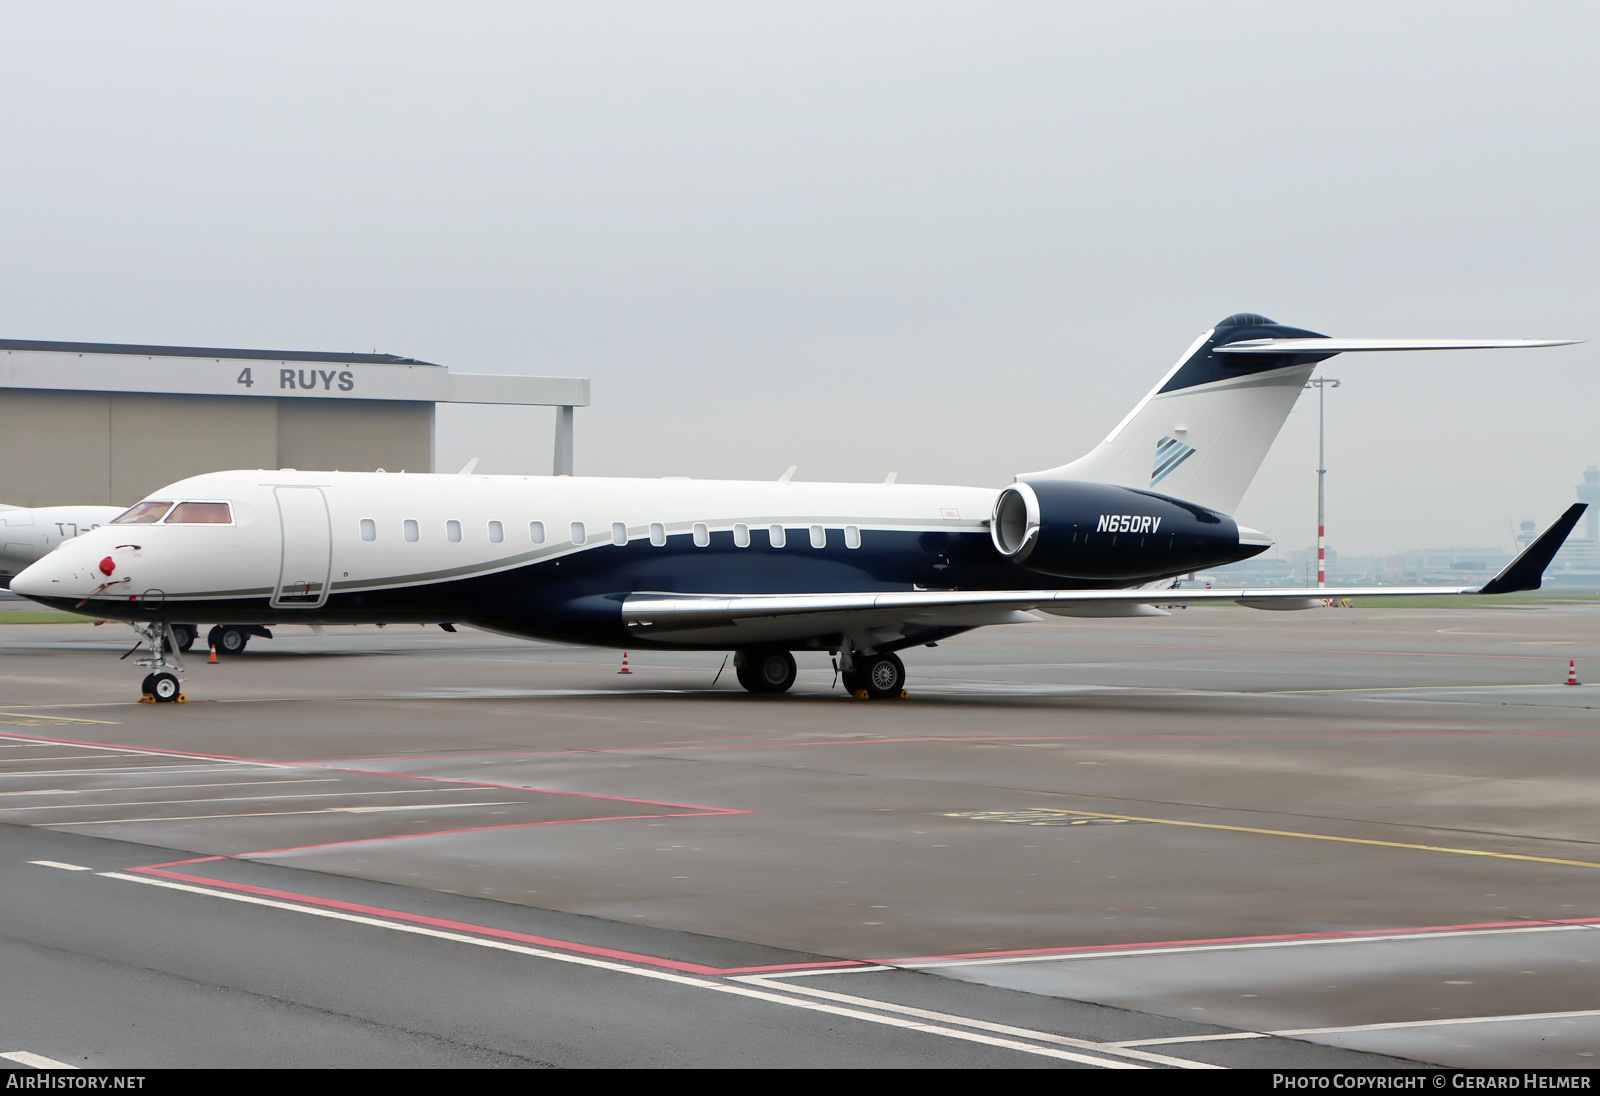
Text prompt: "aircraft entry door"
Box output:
[[272, 486, 332, 609]]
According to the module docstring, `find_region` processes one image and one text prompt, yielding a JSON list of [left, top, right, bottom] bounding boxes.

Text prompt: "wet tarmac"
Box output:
[[2, 604, 1598, 1067]]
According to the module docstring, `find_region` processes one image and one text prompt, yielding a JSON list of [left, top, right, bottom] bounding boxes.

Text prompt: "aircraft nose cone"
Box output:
[[1237, 525, 1275, 549], [9, 557, 56, 600]]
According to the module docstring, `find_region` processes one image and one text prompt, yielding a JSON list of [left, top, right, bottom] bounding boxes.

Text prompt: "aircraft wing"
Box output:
[[622, 505, 1585, 644]]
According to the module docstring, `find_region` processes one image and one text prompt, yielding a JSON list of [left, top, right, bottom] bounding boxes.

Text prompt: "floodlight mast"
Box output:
[[1306, 375, 1342, 588]]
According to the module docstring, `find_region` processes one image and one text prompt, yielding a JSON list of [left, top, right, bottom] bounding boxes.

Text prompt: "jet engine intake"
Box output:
[[990, 479, 1270, 581]]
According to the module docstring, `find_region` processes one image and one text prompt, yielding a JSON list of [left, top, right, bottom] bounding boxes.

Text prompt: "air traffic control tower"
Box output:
[[0, 339, 589, 507]]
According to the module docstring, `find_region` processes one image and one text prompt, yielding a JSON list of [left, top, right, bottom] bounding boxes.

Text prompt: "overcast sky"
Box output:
[[2, 2, 1595, 554]]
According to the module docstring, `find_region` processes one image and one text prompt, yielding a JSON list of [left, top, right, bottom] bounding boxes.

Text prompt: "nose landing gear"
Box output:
[[139, 671, 182, 703], [131, 621, 188, 703]]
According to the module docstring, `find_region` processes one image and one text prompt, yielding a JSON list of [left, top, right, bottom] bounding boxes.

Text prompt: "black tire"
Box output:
[[215, 627, 250, 656], [859, 652, 906, 699], [163, 624, 197, 654], [839, 669, 864, 696], [734, 649, 797, 694], [149, 672, 181, 703]]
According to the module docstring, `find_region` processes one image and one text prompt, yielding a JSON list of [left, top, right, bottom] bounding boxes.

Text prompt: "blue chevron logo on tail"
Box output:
[[1151, 435, 1195, 487]]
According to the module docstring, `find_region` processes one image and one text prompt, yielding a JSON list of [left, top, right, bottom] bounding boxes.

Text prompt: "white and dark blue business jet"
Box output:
[[10, 314, 1587, 703]]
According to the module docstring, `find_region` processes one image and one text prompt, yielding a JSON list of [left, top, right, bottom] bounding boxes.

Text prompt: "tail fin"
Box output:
[[1027, 313, 1579, 515]]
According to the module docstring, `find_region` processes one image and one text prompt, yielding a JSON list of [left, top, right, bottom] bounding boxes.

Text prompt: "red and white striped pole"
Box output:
[[1307, 376, 1341, 589]]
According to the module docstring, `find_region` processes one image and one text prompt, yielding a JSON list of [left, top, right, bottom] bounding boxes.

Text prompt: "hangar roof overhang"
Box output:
[[0, 339, 589, 407]]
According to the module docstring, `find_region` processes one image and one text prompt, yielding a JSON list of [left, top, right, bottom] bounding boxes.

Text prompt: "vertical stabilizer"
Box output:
[[1025, 314, 1337, 514]]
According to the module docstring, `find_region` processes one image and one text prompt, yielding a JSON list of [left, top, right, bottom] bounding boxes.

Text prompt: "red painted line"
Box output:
[[715, 960, 872, 974], [124, 864, 869, 977], [304, 763, 737, 812], [0, 729, 744, 813], [139, 854, 230, 869], [226, 810, 746, 858], [879, 916, 1600, 965]]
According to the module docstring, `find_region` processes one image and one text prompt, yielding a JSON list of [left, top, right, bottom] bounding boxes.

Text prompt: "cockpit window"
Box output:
[[165, 502, 233, 524], [111, 501, 173, 525]]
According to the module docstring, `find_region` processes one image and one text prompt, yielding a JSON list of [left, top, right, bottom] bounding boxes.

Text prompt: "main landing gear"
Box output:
[[839, 651, 907, 700], [207, 624, 271, 656], [734, 648, 798, 693], [159, 624, 272, 657], [730, 647, 908, 699]]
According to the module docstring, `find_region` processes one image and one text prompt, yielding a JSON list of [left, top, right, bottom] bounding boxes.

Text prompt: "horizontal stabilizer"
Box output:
[[1216, 338, 1581, 354], [1478, 504, 1588, 595]]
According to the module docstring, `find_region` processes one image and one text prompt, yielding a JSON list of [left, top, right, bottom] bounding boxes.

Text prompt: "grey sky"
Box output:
[[2, 2, 1595, 555]]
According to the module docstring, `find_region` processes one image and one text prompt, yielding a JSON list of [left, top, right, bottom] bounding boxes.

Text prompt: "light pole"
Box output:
[[1306, 376, 1341, 588]]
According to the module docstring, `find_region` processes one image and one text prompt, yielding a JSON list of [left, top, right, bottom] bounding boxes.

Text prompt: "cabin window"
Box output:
[[844, 525, 861, 549], [403, 519, 419, 543], [769, 524, 786, 548], [611, 521, 627, 546], [165, 502, 232, 524], [693, 522, 710, 547], [488, 520, 503, 543], [446, 520, 462, 543], [649, 522, 666, 546], [570, 521, 586, 544], [112, 501, 173, 525], [360, 519, 376, 542], [733, 523, 750, 548], [810, 524, 826, 548], [529, 520, 545, 544]]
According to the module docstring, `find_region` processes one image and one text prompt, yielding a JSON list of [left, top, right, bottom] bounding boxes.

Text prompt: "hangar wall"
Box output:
[[0, 338, 588, 509], [0, 390, 433, 507]]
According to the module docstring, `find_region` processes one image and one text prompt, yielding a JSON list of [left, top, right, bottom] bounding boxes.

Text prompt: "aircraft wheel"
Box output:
[[208, 626, 251, 656], [147, 672, 181, 703], [735, 649, 797, 694], [859, 652, 906, 699], [163, 624, 197, 653], [839, 669, 864, 695]]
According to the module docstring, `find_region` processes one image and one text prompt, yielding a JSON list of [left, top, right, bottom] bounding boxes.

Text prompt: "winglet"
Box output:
[[1478, 504, 1587, 595]]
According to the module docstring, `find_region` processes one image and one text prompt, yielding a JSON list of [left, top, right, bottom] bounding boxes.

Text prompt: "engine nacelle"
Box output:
[[990, 479, 1270, 581]]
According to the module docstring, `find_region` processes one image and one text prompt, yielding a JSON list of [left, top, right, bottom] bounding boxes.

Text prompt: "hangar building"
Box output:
[[0, 339, 589, 507]]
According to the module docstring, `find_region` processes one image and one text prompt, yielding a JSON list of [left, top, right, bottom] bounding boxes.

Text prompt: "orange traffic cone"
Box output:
[[208, 645, 218, 665], [618, 651, 632, 675], [1567, 659, 1579, 686]]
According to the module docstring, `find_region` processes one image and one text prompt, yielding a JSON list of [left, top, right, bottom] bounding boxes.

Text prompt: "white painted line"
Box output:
[[26, 860, 90, 871], [0, 787, 497, 812], [0, 779, 339, 797], [900, 923, 1600, 969], [733, 973, 1217, 1069], [42, 802, 524, 825], [1, 756, 143, 763], [100, 871, 1145, 1068], [0, 766, 262, 779], [0, 738, 298, 768], [0, 1050, 77, 1068], [1274, 1009, 1600, 1037]]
